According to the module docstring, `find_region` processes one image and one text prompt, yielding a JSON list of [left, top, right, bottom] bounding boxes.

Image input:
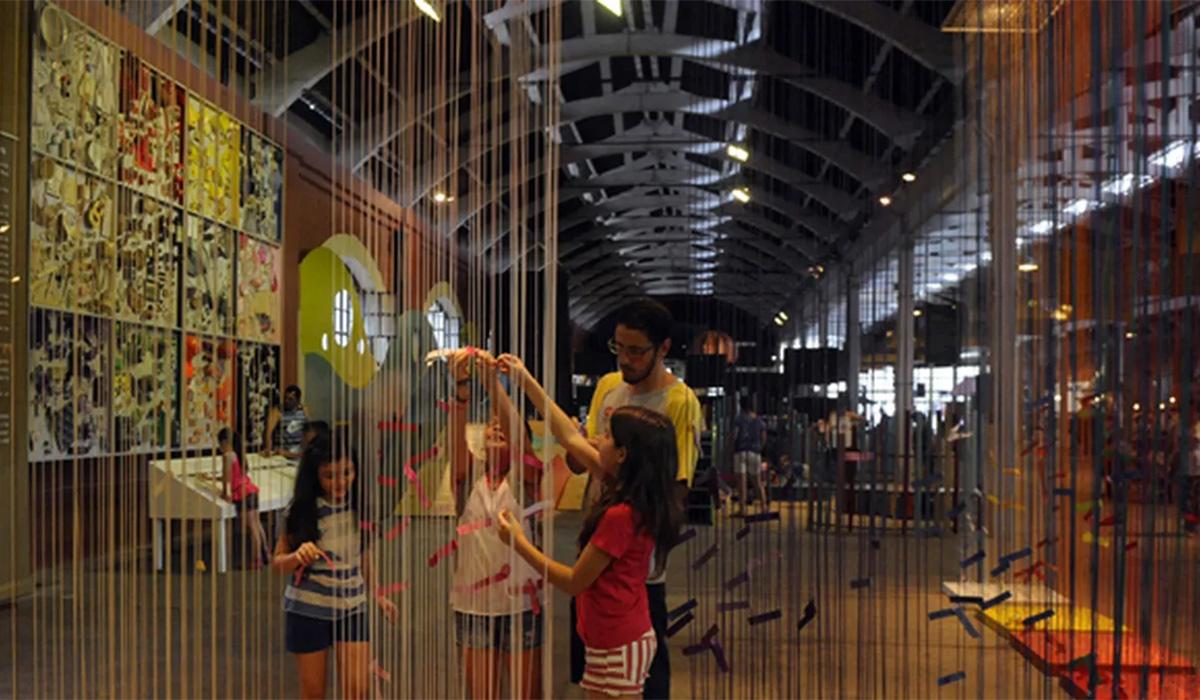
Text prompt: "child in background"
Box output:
[[272, 432, 397, 700], [496, 354, 682, 699], [446, 349, 544, 700], [218, 428, 267, 567]]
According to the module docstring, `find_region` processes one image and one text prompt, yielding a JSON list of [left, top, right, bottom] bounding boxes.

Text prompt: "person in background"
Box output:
[[575, 299, 702, 700], [732, 397, 769, 515], [1185, 413, 1200, 533], [219, 428, 268, 567], [808, 417, 832, 483], [269, 385, 307, 462]]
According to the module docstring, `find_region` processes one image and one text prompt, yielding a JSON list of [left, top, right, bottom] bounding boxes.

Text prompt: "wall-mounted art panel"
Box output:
[[118, 57, 184, 204], [31, 4, 119, 177], [185, 99, 240, 226], [113, 323, 178, 453], [29, 157, 116, 315], [116, 191, 180, 327], [184, 215, 233, 336], [236, 234, 281, 343], [183, 334, 235, 449], [236, 342, 279, 451], [241, 131, 282, 242], [28, 309, 110, 461]]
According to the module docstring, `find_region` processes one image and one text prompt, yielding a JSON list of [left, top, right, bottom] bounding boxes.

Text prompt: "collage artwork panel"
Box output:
[[26, 4, 284, 459]]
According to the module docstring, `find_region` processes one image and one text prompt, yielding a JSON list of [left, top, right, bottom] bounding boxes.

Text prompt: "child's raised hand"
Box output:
[[450, 349, 475, 382], [495, 508, 524, 546], [294, 541, 325, 567], [496, 354, 530, 385]]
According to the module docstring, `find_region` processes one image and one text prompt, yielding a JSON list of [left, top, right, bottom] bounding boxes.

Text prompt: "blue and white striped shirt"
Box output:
[[283, 498, 367, 620]]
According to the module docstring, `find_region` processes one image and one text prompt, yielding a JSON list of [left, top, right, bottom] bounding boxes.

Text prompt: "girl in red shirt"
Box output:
[[496, 355, 682, 699], [219, 428, 267, 567]]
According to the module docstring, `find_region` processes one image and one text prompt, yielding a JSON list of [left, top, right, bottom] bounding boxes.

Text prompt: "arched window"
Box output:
[[333, 289, 353, 347], [426, 298, 461, 349]]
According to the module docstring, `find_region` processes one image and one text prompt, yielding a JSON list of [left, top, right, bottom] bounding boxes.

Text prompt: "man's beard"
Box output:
[[620, 362, 653, 385]]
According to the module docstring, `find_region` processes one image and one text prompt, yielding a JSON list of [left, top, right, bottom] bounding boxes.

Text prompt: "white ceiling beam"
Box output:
[[253, 8, 416, 117], [138, 0, 188, 36], [521, 35, 926, 147]]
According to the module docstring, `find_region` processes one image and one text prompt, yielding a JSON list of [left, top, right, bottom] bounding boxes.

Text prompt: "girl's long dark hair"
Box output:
[[285, 430, 362, 550], [217, 428, 244, 473], [579, 406, 683, 558]]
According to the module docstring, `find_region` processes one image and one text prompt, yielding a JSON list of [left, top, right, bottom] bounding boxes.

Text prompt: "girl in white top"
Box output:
[[447, 349, 544, 700]]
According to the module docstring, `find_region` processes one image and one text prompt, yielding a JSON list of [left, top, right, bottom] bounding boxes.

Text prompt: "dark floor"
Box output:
[[4, 502, 1194, 698]]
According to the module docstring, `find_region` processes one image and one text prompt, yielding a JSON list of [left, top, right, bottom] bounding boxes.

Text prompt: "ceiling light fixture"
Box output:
[[726, 144, 749, 162], [413, 0, 442, 21], [878, 195, 892, 207], [731, 187, 750, 203], [1018, 261, 1040, 272], [1148, 140, 1195, 170], [901, 172, 916, 183], [596, 0, 623, 17], [1027, 220, 1055, 236], [774, 316, 785, 327], [777, 311, 789, 321], [1063, 198, 1091, 217], [913, 309, 923, 317], [433, 192, 448, 203]]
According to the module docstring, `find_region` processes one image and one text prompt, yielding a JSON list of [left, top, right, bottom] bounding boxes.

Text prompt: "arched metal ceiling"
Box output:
[[134, 0, 963, 331], [475, 0, 961, 328]]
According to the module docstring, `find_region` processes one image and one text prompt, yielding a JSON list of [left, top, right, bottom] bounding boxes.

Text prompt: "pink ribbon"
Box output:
[[428, 539, 458, 567], [456, 518, 494, 536], [385, 517, 411, 541], [404, 446, 439, 509]]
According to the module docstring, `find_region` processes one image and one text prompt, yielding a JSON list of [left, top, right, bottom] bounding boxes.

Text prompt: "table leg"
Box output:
[[216, 518, 227, 574], [153, 519, 164, 571]]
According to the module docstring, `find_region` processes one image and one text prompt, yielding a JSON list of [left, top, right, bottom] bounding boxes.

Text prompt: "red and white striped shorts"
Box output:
[[580, 629, 657, 697]]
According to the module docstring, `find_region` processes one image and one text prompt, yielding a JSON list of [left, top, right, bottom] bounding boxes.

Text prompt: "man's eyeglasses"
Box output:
[[608, 338, 656, 358]]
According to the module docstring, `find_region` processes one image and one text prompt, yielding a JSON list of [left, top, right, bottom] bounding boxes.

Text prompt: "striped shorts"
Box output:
[[579, 629, 657, 697]]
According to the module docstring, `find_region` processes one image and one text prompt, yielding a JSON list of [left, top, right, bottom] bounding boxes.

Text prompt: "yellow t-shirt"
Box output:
[[585, 371, 703, 487]]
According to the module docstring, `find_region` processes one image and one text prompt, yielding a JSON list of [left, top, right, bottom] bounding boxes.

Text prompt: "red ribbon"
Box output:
[[385, 517, 411, 541], [456, 518, 494, 537], [375, 582, 410, 598], [522, 578, 544, 616], [468, 564, 511, 592], [428, 539, 458, 567], [404, 446, 439, 509]]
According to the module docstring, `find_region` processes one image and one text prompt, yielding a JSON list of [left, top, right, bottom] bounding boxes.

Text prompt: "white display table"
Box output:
[[149, 453, 296, 573]]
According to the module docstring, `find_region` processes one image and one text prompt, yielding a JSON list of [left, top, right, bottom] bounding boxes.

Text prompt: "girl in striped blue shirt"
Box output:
[[272, 433, 396, 699]]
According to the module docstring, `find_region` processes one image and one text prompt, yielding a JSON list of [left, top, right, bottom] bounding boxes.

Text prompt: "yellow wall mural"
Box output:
[[298, 243, 376, 389], [299, 237, 463, 516]]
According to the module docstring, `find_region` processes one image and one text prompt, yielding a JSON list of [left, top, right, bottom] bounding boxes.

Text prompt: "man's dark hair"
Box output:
[[740, 397, 753, 412], [285, 384, 302, 400], [304, 420, 330, 438], [614, 299, 673, 346]]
